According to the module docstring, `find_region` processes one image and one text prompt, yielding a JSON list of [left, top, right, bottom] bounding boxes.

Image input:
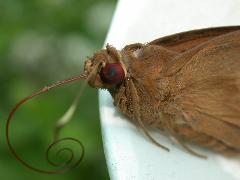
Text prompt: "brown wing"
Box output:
[[168, 30, 240, 150], [149, 26, 240, 53]]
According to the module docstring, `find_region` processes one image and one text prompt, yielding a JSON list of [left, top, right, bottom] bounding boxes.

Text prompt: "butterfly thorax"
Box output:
[[108, 44, 180, 128]]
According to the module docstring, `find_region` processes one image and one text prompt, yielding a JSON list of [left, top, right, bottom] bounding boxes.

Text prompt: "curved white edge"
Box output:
[[99, 0, 240, 179]]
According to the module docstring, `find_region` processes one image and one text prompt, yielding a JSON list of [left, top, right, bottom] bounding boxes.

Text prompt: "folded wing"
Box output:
[[169, 30, 240, 150]]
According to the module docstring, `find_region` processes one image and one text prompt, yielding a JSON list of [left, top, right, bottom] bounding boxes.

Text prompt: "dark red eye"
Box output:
[[100, 63, 125, 84]]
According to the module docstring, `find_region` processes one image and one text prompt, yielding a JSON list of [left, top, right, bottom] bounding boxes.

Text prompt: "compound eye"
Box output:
[[100, 63, 125, 84]]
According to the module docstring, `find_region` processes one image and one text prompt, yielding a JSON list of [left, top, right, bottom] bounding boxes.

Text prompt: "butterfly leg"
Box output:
[[172, 135, 207, 159], [127, 78, 170, 151]]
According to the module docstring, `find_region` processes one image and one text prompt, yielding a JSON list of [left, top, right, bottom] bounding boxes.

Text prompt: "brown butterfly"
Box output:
[[84, 26, 240, 158], [6, 26, 240, 173]]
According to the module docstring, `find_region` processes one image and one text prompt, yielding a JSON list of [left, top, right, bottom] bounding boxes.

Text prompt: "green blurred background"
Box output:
[[0, 0, 117, 179]]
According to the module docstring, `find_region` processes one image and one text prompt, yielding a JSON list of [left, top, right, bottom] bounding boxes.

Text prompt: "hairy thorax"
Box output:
[[109, 45, 179, 128]]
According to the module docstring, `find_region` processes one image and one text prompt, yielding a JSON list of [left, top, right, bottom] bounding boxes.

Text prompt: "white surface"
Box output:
[[99, 0, 240, 179]]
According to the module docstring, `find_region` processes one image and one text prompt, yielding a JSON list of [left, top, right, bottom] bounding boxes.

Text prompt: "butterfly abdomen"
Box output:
[[175, 124, 240, 156]]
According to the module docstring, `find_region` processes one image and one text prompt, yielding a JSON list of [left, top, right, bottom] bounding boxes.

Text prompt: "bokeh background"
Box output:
[[0, 0, 117, 179]]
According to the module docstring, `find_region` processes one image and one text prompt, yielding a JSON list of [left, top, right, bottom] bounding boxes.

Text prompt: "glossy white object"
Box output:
[[99, 0, 240, 179]]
